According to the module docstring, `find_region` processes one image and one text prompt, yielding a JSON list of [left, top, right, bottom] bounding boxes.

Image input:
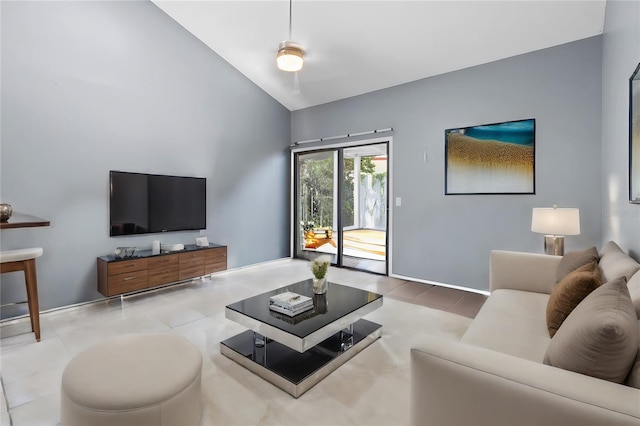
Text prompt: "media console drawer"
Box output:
[[109, 270, 149, 295], [204, 247, 227, 274], [179, 251, 206, 267], [108, 258, 148, 275], [97, 244, 227, 297], [148, 254, 178, 269], [148, 270, 180, 287], [179, 264, 205, 280], [148, 254, 179, 287]]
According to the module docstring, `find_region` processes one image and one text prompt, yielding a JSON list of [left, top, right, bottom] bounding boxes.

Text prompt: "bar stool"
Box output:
[[0, 247, 43, 341]]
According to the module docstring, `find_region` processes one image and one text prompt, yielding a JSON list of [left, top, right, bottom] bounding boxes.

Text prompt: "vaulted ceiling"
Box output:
[[152, 1, 607, 111]]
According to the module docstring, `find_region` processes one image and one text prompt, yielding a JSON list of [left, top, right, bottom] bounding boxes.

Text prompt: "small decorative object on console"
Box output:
[[0, 203, 13, 222], [196, 237, 209, 247], [310, 254, 330, 294], [114, 247, 137, 259], [160, 243, 184, 252]]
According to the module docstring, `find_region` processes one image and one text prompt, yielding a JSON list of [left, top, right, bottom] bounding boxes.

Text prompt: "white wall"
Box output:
[[601, 0, 640, 259], [292, 37, 603, 291], [0, 1, 291, 312]]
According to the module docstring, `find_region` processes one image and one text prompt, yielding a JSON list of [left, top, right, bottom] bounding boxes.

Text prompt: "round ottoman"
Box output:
[[60, 333, 202, 426]]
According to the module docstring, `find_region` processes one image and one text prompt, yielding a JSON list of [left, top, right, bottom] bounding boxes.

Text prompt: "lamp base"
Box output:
[[544, 235, 565, 256]]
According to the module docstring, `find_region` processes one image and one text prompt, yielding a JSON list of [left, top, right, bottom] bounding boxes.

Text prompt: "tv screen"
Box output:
[[110, 171, 206, 236]]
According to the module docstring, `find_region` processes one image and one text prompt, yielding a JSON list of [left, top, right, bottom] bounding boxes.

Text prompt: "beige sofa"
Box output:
[[410, 242, 640, 426]]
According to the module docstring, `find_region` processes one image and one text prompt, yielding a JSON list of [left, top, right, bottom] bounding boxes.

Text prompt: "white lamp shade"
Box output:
[[531, 207, 580, 236]]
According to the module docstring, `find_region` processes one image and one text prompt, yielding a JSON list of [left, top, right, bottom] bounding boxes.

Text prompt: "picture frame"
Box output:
[[445, 118, 536, 195], [629, 62, 640, 204]]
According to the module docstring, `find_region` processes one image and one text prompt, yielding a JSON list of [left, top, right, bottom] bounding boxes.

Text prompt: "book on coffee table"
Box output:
[[269, 292, 313, 316], [269, 303, 313, 317], [269, 307, 318, 324]]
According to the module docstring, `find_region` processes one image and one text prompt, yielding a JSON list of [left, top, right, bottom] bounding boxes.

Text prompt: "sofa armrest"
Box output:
[[410, 338, 640, 426], [490, 250, 561, 294]]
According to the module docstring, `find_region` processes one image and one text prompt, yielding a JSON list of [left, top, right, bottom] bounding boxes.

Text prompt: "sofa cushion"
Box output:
[[546, 261, 601, 337], [462, 289, 550, 363], [627, 271, 640, 318], [543, 277, 639, 383], [626, 319, 640, 389], [599, 241, 640, 283], [555, 246, 599, 283]]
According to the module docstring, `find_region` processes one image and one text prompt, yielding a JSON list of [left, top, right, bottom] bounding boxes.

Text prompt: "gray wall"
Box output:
[[292, 37, 603, 292], [0, 1, 290, 311], [601, 0, 640, 259]]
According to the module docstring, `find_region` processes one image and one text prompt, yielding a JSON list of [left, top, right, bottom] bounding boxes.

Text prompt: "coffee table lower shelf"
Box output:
[[220, 319, 382, 398]]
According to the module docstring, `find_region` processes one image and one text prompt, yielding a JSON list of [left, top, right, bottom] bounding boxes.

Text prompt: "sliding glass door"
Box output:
[[341, 144, 388, 274], [295, 150, 339, 264], [294, 142, 388, 275]]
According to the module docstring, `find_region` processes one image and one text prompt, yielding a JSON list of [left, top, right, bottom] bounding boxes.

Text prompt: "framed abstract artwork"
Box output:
[[629, 62, 640, 204], [445, 118, 535, 195]]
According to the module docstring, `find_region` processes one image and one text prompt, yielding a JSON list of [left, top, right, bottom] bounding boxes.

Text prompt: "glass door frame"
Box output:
[[290, 136, 392, 275], [293, 148, 341, 265]]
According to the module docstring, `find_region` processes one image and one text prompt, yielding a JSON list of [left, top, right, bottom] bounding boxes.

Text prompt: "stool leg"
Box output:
[[23, 259, 41, 342]]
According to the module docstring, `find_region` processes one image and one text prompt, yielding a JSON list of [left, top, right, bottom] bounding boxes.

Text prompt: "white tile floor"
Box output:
[[0, 259, 474, 426]]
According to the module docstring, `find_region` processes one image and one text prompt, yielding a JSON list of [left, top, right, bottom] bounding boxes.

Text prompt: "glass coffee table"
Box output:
[[221, 279, 383, 397]]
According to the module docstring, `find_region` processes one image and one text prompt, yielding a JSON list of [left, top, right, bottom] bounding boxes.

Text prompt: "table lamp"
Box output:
[[531, 205, 580, 256]]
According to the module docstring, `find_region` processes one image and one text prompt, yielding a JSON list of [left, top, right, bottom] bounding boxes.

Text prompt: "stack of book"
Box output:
[[270, 308, 318, 324], [269, 291, 313, 317]]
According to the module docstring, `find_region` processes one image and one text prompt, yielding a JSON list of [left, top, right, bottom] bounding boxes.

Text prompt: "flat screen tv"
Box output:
[[110, 171, 206, 236]]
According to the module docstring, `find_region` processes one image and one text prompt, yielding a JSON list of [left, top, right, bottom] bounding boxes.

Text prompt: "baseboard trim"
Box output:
[[389, 273, 490, 296]]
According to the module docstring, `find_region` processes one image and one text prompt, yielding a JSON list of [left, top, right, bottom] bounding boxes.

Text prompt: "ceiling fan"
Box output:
[[276, 0, 304, 94]]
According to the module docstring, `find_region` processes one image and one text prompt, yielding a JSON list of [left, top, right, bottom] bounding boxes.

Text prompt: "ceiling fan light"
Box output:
[[277, 42, 304, 72]]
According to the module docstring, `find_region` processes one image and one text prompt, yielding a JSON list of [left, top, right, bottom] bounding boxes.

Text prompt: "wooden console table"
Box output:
[[0, 212, 50, 229], [97, 244, 227, 297]]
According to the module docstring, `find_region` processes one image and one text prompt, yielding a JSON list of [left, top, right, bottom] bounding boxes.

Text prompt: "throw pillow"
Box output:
[[543, 276, 639, 384], [599, 241, 640, 283], [627, 271, 640, 319], [546, 261, 601, 337], [626, 319, 640, 389], [555, 246, 599, 283]]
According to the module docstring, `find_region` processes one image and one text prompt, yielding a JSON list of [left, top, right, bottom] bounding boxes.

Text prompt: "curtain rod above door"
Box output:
[[291, 127, 393, 147]]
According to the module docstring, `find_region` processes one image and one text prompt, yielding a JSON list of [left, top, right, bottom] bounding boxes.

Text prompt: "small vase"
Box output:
[[312, 277, 327, 294], [313, 294, 328, 314]]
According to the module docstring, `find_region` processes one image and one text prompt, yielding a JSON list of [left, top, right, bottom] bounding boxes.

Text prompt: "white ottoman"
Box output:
[[61, 333, 202, 426]]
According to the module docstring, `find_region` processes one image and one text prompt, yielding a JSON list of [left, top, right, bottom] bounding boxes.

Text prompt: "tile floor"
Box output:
[[0, 259, 487, 426]]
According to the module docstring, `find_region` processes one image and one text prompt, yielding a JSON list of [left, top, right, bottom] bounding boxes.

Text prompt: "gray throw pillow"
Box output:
[[599, 241, 640, 283], [555, 246, 599, 283], [626, 319, 640, 389], [543, 277, 639, 383], [627, 271, 640, 318]]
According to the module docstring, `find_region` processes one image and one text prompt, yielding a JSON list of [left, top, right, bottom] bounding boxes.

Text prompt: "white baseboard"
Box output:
[[389, 272, 490, 296]]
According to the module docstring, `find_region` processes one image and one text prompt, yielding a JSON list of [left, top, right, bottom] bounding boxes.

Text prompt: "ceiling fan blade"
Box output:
[[293, 71, 301, 95]]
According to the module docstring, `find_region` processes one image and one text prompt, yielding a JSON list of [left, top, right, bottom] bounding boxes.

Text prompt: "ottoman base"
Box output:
[[61, 334, 202, 426]]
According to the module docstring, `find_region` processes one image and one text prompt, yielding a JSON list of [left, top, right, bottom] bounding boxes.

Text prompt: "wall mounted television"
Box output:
[[109, 171, 206, 236]]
